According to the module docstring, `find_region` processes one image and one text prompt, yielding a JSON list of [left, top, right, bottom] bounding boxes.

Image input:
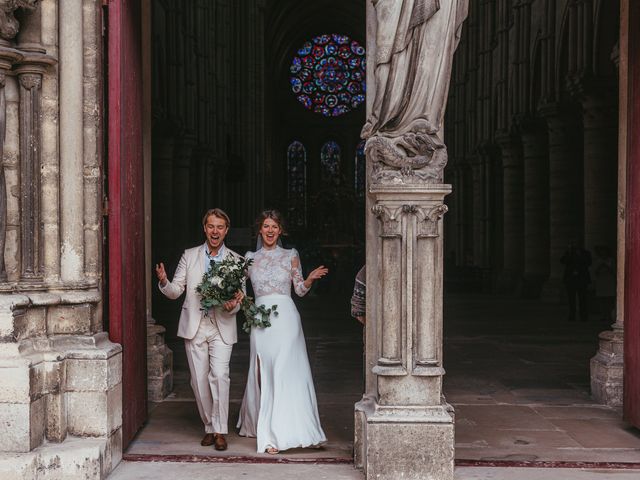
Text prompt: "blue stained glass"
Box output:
[[290, 57, 302, 74], [290, 34, 366, 117], [290, 78, 302, 93], [297, 94, 312, 109], [332, 34, 349, 44], [314, 34, 331, 45], [321, 141, 341, 181], [287, 141, 307, 228]]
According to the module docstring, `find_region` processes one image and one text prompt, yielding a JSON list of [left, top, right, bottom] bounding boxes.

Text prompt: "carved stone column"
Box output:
[[539, 104, 583, 301], [359, 180, 454, 480], [521, 121, 550, 297], [14, 53, 56, 283], [495, 132, 524, 292], [580, 93, 618, 252], [590, 10, 627, 407], [0, 46, 23, 281]]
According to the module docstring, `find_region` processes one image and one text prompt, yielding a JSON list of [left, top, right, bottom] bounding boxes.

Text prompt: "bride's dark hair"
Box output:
[[255, 209, 287, 236]]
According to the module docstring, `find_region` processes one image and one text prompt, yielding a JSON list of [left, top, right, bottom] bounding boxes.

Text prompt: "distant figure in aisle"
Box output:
[[561, 242, 592, 322]]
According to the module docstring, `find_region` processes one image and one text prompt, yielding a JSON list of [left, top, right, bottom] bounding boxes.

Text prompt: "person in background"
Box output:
[[351, 266, 366, 325], [561, 242, 592, 322]]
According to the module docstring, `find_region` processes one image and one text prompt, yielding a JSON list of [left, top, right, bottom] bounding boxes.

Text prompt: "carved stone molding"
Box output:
[[0, 0, 38, 42], [18, 71, 39, 88], [14, 53, 55, 281], [415, 204, 448, 238], [366, 133, 448, 186], [371, 204, 406, 237], [0, 46, 23, 282]]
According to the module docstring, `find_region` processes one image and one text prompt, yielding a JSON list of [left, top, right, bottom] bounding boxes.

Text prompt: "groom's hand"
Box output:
[[223, 290, 244, 312], [155, 262, 168, 287]]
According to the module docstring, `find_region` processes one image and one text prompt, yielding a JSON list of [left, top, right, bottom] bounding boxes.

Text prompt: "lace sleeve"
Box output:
[[291, 249, 310, 297]]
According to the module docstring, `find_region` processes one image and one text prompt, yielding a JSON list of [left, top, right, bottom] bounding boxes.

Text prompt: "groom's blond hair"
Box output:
[[202, 208, 230, 228]]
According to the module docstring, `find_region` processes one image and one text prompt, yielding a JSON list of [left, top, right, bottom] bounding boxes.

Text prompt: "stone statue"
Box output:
[[363, 0, 468, 184], [0, 0, 38, 42]]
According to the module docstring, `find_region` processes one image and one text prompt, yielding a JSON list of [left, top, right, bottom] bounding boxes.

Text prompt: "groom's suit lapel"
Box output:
[[197, 243, 207, 279]]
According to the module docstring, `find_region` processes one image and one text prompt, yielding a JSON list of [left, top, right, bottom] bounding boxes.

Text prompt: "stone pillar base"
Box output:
[[590, 328, 624, 407], [356, 400, 455, 480], [147, 324, 173, 402]]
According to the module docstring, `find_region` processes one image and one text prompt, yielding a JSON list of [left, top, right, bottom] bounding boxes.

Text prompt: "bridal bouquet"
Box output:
[[196, 256, 278, 333]]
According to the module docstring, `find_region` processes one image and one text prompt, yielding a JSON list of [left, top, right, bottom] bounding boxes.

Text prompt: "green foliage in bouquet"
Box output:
[[196, 256, 277, 333]]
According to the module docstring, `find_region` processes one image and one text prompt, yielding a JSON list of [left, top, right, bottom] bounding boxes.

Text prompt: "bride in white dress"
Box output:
[[237, 210, 328, 454]]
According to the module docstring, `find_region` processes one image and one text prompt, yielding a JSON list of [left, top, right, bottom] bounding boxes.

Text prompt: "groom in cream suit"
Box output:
[[155, 208, 244, 451]]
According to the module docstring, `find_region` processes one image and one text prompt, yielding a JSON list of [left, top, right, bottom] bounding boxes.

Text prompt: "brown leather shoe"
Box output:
[[213, 433, 227, 451], [201, 433, 215, 446]]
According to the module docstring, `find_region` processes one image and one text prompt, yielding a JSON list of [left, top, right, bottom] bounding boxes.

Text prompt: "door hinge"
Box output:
[[103, 197, 109, 217]]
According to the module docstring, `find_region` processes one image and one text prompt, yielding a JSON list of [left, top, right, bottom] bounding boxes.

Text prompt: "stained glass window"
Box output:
[[287, 141, 307, 228], [355, 140, 366, 198], [290, 34, 366, 117], [321, 141, 341, 183]]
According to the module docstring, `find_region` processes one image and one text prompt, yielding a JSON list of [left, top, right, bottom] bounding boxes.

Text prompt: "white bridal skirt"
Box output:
[[237, 294, 326, 452]]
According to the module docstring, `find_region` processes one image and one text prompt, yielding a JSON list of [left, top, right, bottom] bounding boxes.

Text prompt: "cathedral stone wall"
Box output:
[[0, 1, 122, 477]]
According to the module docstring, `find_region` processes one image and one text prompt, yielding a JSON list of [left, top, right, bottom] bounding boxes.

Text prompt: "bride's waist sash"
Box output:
[[255, 293, 293, 303]]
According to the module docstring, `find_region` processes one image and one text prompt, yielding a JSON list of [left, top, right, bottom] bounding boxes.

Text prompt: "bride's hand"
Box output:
[[306, 266, 328, 283]]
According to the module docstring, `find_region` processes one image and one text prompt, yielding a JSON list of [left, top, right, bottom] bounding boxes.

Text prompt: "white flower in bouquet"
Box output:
[[196, 255, 278, 332]]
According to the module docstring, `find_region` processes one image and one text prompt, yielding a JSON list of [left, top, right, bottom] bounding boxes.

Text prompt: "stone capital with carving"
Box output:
[[414, 204, 448, 237], [18, 71, 39, 89], [372, 204, 405, 237]]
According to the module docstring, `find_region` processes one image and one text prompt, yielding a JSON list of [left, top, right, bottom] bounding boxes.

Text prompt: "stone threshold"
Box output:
[[123, 455, 640, 470], [123, 453, 353, 464], [455, 459, 640, 470]]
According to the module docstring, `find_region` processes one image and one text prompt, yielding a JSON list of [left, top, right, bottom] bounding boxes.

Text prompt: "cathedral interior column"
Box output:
[[580, 92, 618, 253], [496, 132, 524, 291], [520, 121, 550, 296], [539, 104, 583, 301], [590, 0, 628, 407]]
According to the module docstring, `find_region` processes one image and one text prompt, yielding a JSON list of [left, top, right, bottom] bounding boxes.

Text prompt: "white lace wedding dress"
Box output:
[[237, 246, 326, 452]]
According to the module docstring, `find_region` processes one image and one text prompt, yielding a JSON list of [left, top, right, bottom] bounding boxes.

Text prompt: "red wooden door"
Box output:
[[624, 0, 640, 429], [107, 0, 147, 447]]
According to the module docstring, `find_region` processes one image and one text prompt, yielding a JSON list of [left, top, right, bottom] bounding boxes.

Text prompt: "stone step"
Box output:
[[0, 436, 118, 480]]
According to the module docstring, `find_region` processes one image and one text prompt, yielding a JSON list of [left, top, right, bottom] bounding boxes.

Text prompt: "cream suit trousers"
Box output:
[[184, 315, 233, 434]]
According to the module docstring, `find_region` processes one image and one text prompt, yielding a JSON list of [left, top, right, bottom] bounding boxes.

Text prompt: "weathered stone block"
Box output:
[[45, 392, 67, 442], [0, 396, 46, 452], [0, 453, 36, 480], [47, 304, 92, 334], [66, 383, 122, 437], [66, 353, 121, 392], [14, 306, 46, 341], [365, 420, 454, 480], [104, 427, 123, 476], [0, 366, 30, 403]]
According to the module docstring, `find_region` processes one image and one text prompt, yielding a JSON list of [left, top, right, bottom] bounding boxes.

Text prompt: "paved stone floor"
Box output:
[[124, 291, 640, 472], [110, 462, 640, 479]]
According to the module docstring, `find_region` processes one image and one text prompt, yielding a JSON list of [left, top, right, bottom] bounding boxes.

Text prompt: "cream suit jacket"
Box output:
[[159, 243, 242, 344]]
